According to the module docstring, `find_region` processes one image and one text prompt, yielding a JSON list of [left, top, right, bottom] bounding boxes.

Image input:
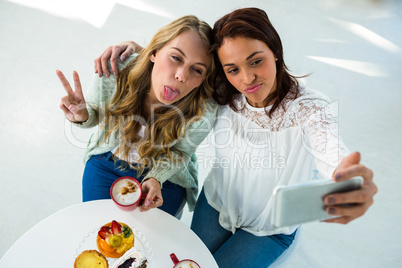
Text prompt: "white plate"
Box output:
[[75, 226, 153, 267]]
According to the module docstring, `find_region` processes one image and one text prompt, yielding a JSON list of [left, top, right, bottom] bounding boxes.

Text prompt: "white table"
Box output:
[[0, 200, 218, 268]]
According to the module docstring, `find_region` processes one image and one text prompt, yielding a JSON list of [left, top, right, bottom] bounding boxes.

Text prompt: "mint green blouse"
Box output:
[[75, 54, 218, 211]]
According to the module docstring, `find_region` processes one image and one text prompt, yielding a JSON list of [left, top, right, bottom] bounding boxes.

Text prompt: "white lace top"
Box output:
[[203, 87, 350, 236]]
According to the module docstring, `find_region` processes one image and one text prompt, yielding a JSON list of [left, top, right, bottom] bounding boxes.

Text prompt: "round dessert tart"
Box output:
[[74, 249, 108, 268], [97, 220, 134, 258]]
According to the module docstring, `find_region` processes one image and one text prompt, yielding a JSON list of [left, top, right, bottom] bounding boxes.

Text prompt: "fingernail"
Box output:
[[104, 72, 109, 77], [70, 105, 76, 112], [328, 207, 336, 215], [145, 199, 150, 207], [327, 197, 335, 205], [122, 55, 126, 61], [113, 71, 117, 76], [335, 174, 342, 181]]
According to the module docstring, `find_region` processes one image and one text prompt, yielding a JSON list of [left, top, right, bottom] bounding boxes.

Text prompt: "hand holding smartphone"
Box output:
[[272, 177, 363, 228]]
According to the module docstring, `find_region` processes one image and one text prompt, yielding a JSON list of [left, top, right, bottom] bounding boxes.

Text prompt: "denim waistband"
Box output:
[[98, 151, 149, 173]]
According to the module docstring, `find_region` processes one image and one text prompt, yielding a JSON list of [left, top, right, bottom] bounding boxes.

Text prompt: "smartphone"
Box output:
[[272, 176, 363, 228]]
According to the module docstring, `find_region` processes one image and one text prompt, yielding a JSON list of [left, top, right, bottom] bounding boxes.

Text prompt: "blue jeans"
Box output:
[[191, 189, 296, 268], [82, 151, 186, 217]]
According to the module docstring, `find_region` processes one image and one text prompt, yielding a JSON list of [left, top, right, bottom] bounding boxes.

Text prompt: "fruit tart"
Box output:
[[74, 249, 108, 268], [97, 220, 134, 258]]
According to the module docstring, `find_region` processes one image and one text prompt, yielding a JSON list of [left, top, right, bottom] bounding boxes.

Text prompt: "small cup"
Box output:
[[110, 176, 147, 211], [170, 253, 200, 268]]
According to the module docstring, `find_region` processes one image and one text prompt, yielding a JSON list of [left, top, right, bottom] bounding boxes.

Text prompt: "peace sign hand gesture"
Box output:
[[57, 70, 89, 123]]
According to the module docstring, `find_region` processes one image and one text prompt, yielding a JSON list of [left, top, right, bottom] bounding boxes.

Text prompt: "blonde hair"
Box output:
[[103, 15, 215, 173]]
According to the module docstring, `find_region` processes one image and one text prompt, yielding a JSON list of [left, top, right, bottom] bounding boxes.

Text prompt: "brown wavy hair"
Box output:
[[211, 7, 301, 117], [103, 15, 215, 172]]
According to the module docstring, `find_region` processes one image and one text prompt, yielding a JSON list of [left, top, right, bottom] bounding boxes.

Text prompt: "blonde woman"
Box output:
[[57, 15, 217, 217]]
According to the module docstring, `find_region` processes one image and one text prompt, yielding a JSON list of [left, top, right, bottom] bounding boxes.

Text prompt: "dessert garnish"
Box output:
[[97, 220, 134, 258]]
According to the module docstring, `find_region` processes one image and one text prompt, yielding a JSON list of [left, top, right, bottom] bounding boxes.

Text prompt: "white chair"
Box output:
[[269, 227, 302, 268]]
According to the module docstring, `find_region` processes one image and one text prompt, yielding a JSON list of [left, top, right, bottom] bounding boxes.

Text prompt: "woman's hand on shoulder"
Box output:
[[94, 41, 142, 78], [139, 177, 163, 212], [323, 152, 377, 224], [57, 70, 89, 123]]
